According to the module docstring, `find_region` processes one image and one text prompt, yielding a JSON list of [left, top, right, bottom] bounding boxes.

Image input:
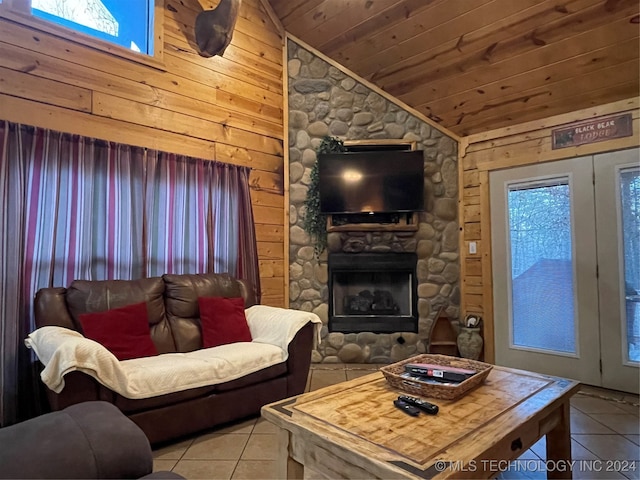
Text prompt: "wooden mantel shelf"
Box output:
[[326, 212, 419, 232]]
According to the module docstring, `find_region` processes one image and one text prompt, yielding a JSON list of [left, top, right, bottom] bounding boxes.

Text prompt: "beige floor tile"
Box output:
[[172, 459, 236, 480], [622, 459, 640, 480], [571, 396, 629, 414], [624, 394, 640, 404], [231, 460, 278, 479], [252, 417, 279, 434], [153, 459, 178, 472], [344, 363, 380, 371], [310, 363, 347, 371], [571, 408, 617, 434], [308, 369, 347, 391], [626, 435, 640, 446], [214, 418, 257, 435], [530, 436, 545, 460], [241, 434, 281, 461], [580, 386, 628, 401], [153, 438, 194, 460], [615, 401, 640, 416], [572, 434, 640, 461], [494, 462, 546, 480], [533, 437, 636, 479], [516, 449, 541, 460], [570, 466, 627, 479], [623, 466, 640, 480], [183, 433, 250, 460], [518, 439, 630, 479], [589, 414, 640, 435], [346, 369, 376, 380], [571, 439, 600, 460]]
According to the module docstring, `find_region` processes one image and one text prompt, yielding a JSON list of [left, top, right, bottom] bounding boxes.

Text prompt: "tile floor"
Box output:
[[153, 364, 640, 479]]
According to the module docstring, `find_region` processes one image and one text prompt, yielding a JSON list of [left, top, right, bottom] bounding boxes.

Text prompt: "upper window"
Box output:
[[31, 0, 153, 54], [0, 0, 158, 59]]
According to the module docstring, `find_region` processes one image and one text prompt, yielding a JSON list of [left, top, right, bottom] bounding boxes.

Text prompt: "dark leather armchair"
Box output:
[[0, 401, 183, 479]]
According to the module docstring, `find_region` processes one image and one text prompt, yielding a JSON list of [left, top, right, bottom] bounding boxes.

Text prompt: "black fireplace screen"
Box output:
[[328, 253, 418, 333], [335, 272, 406, 315]]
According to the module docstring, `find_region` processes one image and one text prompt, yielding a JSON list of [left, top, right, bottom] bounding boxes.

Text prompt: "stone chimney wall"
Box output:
[[287, 40, 460, 364]]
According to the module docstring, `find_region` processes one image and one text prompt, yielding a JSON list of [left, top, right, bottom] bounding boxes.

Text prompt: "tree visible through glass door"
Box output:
[[491, 157, 601, 387], [508, 180, 576, 355], [619, 166, 639, 362]]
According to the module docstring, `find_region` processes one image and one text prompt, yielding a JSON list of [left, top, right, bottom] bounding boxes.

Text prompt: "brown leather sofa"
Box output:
[[33, 273, 315, 445]]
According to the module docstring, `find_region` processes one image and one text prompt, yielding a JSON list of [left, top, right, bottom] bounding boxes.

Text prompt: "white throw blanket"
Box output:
[[25, 305, 322, 399]]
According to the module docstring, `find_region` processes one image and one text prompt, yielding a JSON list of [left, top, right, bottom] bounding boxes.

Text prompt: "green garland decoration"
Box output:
[[303, 136, 347, 257]]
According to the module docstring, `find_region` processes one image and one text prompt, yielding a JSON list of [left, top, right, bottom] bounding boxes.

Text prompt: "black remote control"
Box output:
[[393, 399, 420, 417], [398, 395, 439, 415]]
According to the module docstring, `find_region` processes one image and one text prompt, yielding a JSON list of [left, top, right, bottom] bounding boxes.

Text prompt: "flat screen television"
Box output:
[[318, 150, 424, 214]]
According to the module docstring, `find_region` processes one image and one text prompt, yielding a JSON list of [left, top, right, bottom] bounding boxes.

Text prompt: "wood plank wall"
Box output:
[[0, 0, 287, 306], [459, 97, 640, 362]]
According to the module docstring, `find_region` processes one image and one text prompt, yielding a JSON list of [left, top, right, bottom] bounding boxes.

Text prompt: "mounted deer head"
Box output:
[[195, 0, 242, 58]]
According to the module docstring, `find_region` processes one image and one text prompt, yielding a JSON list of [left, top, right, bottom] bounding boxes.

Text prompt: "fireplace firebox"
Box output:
[[328, 252, 418, 333]]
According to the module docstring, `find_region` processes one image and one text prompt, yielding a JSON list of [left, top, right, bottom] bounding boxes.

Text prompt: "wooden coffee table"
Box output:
[[261, 365, 580, 479]]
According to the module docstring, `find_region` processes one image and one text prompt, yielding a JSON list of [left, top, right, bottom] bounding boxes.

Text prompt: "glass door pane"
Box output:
[[508, 180, 576, 354], [594, 149, 639, 393], [491, 157, 600, 386], [619, 166, 640, 363]]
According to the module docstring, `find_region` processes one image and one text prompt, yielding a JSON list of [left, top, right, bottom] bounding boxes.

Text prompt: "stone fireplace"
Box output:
[[329, 252, 417, 334], [287, 40, 460, 364]]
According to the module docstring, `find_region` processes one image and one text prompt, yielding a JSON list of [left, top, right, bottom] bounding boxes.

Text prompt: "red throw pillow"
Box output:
[[198, 296, 252, 348], [79, 302, 158, 361]]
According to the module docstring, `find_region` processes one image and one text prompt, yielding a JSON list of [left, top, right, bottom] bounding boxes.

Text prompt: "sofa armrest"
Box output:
[[0, 401, 155, 479], [245, 305, 321, 353], [25, 326, 124, 394], [44, 370, 104, 410], [285, 322, 315, 396], [35, 287, 79, 330]]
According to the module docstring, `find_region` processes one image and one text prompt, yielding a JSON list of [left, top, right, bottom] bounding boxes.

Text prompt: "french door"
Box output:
[[594, 150, 639, 392], [490, 148, 639, 394]]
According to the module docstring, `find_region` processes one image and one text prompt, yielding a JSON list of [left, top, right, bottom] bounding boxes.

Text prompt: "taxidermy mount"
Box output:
[[195, 0, 241, 57]]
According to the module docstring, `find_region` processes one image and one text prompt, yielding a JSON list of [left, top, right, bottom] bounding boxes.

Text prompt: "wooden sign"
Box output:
[[552, 113, 633, 149]]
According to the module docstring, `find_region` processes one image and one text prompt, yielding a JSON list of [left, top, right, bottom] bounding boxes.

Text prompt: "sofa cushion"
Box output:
[[108, 383, 219, 414], [199, 297, 252, 348], [66, 277, 176, 354], [213, 361, 288, 393], [108, 362, 287, 413], [79, 302, 158, 361], [163, 273, 246, 352]]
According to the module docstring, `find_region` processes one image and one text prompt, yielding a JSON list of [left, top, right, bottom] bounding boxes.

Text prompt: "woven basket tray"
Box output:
[[380, 354, 493, 401]]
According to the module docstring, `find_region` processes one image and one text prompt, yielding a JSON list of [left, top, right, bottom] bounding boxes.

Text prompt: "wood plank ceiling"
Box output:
[[268, 0, 640, 136]]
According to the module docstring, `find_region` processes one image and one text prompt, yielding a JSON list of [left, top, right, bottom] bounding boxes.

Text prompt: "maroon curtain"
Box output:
[[0, 121, 261, 425]]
